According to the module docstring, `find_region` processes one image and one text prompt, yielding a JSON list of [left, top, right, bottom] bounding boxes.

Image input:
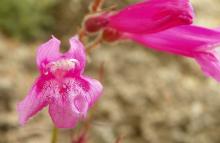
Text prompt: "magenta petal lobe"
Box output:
[[64, 36, 86, 74], [17, 77, 48, 125], [83, 77, 103, 107], [125, 25, 220, 57], [195, 52, 220, 82], [48, 98, 85, 128], [48, 77, 90, 128], [124, 25, 220, 82], [74, 95, 89, 115], [37, 36, 61, 71], [47, 76, 102, 128]]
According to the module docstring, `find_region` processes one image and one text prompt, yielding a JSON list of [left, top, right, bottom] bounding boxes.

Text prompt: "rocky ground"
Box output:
[[0, 0, 220, 143]]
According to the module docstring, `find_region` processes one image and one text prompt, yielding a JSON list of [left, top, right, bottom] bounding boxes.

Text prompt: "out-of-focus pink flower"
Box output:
[[85, 0, 194, 35], [124, 25, 220, 82], [83, 0, 220, 82], [17, 36, 103, 128]]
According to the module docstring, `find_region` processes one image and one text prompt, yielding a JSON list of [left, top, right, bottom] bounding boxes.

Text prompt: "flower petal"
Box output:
[[125, 25, 220, 82], [48, 77, 89, 128], [37, 36, 61, 71], [64, 36, 86, 74], [83, 76, 103, 107], [108, 0, 194, 34], [48, 95, 88, 129], [48, 76, 102, 128], [195, 51, 220, 82], [17, 77, 48, 125], [74, 95, 89, 114], [125, 25, 220, 57]]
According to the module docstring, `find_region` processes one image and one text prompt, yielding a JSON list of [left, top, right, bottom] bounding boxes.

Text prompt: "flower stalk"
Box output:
[[90, 0, 104, 12], [51, 126, 58, 143], [86, 35, 103, 53]]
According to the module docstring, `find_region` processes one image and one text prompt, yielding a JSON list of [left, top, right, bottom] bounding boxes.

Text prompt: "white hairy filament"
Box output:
[[45, 59, 79, 75]]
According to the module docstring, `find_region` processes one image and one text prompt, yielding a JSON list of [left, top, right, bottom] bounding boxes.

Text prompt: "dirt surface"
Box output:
[[0, 0, 220, 143]]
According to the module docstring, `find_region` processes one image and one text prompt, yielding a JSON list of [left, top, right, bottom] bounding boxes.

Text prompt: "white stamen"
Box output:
[[45, 59, 79, 74]]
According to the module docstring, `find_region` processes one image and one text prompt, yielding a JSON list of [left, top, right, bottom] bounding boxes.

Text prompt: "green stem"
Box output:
[[51, 126, 58, 143]]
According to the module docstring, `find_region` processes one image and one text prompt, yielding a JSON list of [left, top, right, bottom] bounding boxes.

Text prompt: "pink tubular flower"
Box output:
[[124, 25, 220, 82], [17, 36, 103, 128], [85, 0, 194, 35], [85, 0, 220, 82]]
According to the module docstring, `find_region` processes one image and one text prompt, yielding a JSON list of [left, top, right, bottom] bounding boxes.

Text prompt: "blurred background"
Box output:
[[0, 0, 220, 143]]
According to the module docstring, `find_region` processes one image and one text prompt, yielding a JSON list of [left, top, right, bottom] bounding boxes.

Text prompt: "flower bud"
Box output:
[[84, 16, 109, 33], [102, 28, 121, 42]]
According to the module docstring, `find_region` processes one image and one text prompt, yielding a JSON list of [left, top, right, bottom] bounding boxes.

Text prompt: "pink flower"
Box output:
[[17, 36, 103, 128], [85, 0, 220, 82], [124, 25, 220, 82], [85, 0, 194, 35]]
